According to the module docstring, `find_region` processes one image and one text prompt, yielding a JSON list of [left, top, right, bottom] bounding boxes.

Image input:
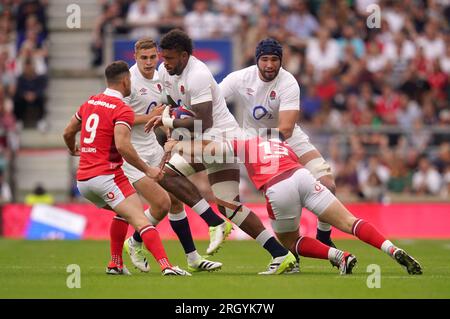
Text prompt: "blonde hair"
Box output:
[[134, 38, 157, 52]]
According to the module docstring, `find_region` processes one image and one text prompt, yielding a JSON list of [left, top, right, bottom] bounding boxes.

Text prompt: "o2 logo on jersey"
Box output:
[[252, 105, 273, 120], [145, 101, 157, 115]]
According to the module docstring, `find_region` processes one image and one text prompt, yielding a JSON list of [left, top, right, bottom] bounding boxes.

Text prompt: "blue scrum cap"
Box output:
[[255, 38, 283, 62]]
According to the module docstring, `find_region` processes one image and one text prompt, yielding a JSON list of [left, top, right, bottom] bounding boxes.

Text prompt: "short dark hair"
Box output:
[[105, 60, 129, 83], [159, 29, 193, 55]]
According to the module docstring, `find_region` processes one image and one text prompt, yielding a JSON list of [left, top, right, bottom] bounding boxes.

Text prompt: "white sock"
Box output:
[[144, 208, 160, 226], [186, 250, 201, 264], [255, 230, 272, 247], [381, 240, 396, 256], [168, 210, 187, 221], [318, 220, 332, 231], [192, 199, 210, 215], [328, 247, 345, 264]]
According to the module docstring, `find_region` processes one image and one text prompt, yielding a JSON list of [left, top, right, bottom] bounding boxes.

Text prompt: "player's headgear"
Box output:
[[255, 38, 283, 62]]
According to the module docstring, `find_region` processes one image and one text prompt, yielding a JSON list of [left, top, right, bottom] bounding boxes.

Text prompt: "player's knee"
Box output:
[[319, 176, 336, 195], [211, 181, 249, 225], [305, 158, 334, 187], [150, 198, 171, 218], [165, 153, 195, 177], [217, 202, 250, 226], [170, 197, 184, 213]]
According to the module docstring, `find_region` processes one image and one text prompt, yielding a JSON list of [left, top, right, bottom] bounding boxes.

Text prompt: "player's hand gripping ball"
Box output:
[[170, 105, 196, 119]]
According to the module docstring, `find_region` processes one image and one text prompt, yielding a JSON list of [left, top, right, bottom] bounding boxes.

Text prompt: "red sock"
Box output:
[[294, 236, 330, 260], [140, 225, 172, 270], [110, 216, 128, 266], [352, 219, 386, 249]]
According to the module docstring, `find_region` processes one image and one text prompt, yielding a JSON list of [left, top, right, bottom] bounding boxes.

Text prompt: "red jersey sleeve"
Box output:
[[75, 104, 83, 121], [114, 103, 134, 131]]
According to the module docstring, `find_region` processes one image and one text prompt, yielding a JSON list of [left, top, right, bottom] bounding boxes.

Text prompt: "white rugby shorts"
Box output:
[[77, 172, 136, 209], [122, 145, 165, 184], [264, 167, 336, 233]]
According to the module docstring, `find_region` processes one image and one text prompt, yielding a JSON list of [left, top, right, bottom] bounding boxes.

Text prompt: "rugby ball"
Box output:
[[171, 106, 196, 119]]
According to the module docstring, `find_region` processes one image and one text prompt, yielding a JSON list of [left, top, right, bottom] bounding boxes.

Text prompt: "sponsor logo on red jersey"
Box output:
[[107, 192, 115, 200]]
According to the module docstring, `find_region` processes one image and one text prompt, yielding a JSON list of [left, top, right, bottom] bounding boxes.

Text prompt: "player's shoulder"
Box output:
[[278, 68, 298, 84], [81, 93, 103, 108], [277, 68, 300, 91], [102, 93, 129, 110], [186, 56, 213, 77], [225, 65, 255, 83], [129, 64, 140, 83], [113, 100, 134, 120], [87, 93, 101, 101]]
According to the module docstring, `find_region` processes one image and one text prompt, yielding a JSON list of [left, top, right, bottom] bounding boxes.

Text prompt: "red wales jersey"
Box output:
[[228, 137, 301, 190], [75, 89, 134, 180]]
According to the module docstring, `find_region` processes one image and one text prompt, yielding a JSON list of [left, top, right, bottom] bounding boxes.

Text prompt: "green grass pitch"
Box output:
[[1, 239, 449, 299]]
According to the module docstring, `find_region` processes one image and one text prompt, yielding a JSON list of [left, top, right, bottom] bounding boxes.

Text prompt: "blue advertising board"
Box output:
[[114, 38, 233, 83], [26, 205, 86, 240]]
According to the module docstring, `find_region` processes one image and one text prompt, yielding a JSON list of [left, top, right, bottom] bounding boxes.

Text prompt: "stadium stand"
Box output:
[[1, 0, 449, 203]]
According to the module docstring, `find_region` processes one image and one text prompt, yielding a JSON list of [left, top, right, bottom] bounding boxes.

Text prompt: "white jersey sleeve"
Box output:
[[188, 69, 213, 105], [219, 71, 239, 101], [279, 74, 300, 112]]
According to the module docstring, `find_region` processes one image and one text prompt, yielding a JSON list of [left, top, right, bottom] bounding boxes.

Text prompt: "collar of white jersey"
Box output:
[[104, 88, 124, 99], [133, 63, 158, 82]]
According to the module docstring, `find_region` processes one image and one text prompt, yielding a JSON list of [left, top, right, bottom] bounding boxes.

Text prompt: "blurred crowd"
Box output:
[[96, 0, 450, 200], [1, 0, 449, 202], [1, 0, 51, 203], [0, 0, 48, 133]]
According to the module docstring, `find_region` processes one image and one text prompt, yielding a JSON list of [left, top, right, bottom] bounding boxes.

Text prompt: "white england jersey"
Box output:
[[123, 64, 163, 156], [158, 55, 238, 133], [220, 65, 317, 157], [219, 65, 300, 133]]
